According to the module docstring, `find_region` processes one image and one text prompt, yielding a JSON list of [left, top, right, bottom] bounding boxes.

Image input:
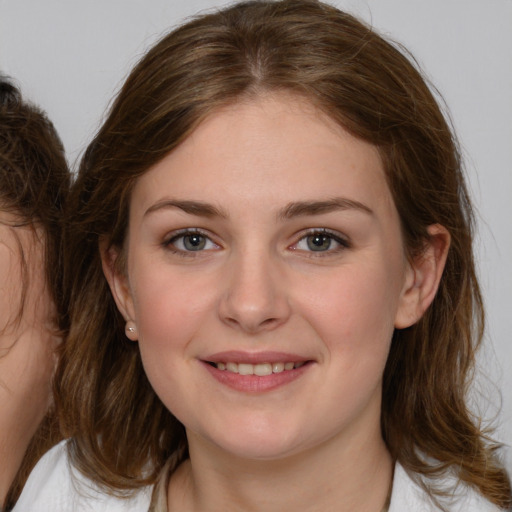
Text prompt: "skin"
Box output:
[[0, 213, 58, 505], [104, 93, 449, 512]]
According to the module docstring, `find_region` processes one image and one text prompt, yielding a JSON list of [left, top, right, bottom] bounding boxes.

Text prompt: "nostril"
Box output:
[[223, 315, 281, 333], [224, 317, 240, 327]]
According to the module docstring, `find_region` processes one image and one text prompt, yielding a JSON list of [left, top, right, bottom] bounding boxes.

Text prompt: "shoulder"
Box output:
[[12, 440, 153, 512], [389, 462, 505, 512]]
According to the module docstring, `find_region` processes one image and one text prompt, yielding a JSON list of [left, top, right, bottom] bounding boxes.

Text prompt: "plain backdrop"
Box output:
[[1, 0, 511, 469]]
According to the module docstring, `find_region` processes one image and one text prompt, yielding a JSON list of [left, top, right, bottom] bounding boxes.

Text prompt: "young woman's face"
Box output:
[[0, 213, 56, 436], [110, 93, 420, 461]]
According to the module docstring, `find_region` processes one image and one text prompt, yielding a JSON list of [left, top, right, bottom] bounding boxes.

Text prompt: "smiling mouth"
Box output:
[[209, 361, 307, 376]]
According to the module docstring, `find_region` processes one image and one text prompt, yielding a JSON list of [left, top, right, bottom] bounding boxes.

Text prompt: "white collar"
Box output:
[[389, 462, 501, 511]]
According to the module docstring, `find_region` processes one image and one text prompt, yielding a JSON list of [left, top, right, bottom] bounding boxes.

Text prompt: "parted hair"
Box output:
[[57, 1, 511, 509], [0, 78, 69, 510]]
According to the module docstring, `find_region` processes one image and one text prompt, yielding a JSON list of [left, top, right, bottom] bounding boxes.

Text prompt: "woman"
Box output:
[[13, 1, 511, 510], [0, 78, 69, 510]]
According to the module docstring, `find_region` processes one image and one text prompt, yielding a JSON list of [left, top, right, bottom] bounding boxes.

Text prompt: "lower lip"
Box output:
[[201, 361, 312, 393]]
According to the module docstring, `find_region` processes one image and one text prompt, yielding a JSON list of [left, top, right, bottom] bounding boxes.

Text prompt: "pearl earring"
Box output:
[[125, 320, 138, 340]]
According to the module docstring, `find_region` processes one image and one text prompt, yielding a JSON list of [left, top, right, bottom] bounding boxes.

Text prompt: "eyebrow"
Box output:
[[144, 199, 229, 218], [278, 197, 373, 219], [144, 197, 373, 220]]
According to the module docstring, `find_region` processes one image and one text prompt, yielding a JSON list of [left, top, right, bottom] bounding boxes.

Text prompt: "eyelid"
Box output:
[[289, 228, 351, 253], [161, 227, 349, 256], [163, 228, 221, 254]]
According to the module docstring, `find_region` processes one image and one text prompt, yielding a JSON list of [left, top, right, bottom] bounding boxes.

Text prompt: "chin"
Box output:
[[198, 417, 313, 462], [218, 438, 302, 461]]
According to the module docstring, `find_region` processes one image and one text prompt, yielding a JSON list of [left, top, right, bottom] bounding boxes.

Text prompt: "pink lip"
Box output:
[[200, 351, 314, 393]]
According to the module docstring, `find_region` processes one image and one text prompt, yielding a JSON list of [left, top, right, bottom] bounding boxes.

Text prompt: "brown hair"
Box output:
[[0, 78, 69, 509], [58, 0, 511, 508]]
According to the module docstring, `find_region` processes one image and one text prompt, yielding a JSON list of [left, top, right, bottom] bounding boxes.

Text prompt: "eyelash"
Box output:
[[163, 229, 219, 257], [162, 228, 350, 257], [291, 228, 350, 256]]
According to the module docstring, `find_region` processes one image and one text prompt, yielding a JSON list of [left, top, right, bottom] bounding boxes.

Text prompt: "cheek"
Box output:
[[132, 269, 215, 342], [299, 260, 403, 362], [0, 255, 57, 416], [129, 267, 217, 389], [0, 243, 20, 338]]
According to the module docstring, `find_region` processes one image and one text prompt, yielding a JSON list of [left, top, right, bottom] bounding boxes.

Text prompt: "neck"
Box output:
[[169, 420, 393, 512]]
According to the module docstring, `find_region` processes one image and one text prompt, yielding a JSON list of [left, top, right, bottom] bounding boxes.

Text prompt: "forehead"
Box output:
[[130, 92, 394, 219], [0, 210, 44, 252]]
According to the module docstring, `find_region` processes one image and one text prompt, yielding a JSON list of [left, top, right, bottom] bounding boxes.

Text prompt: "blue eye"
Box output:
[[294, 230, 349, 253], [166, 230, 218, 253]]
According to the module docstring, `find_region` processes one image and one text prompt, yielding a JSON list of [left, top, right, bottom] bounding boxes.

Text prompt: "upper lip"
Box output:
[[203, 351, 312, 364]]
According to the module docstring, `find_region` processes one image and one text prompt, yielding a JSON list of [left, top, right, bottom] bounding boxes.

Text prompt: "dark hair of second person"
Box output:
[[0, 77, 69, 510]]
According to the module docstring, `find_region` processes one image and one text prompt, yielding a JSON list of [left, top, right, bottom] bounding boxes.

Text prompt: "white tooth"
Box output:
[[284, 362, 294, 371], [217, 362, 226, 371], [272, 362, 285, 373], [294, 362, 305, 369], [254, 363, 272, 376], [238, 363, 254, 375], [226, 362, 239, 373]]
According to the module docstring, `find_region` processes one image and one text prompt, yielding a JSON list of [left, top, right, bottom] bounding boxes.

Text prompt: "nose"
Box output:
[[218, 249, 291, 334]]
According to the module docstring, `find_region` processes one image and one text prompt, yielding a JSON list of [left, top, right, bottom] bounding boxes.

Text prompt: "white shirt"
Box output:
[[13, 440, 504, 511]]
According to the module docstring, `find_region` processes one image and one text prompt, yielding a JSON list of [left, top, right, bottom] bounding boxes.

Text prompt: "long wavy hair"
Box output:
[[0, 78, 69, 510], [57, 1, 511, 508]]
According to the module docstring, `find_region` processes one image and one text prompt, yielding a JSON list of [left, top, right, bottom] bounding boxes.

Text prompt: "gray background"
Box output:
[[1, 0, 510, 468]]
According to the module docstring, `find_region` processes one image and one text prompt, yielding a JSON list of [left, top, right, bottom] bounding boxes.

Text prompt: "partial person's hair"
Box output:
[[0, 77, 69, 509], [57, 1, 511, 509]]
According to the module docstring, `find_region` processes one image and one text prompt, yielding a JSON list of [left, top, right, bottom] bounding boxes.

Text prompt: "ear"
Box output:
[[100, 238, 138, 341], [394, 224, 451, 329]]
